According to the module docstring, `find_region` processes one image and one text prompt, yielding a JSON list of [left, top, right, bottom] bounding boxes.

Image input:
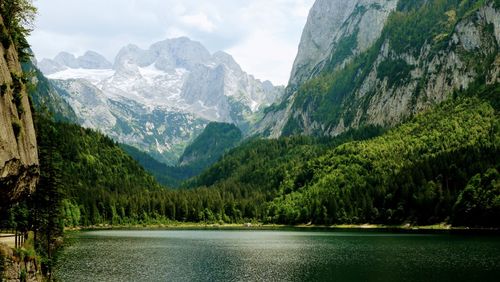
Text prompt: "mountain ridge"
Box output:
[[37, 37, 284, 164]]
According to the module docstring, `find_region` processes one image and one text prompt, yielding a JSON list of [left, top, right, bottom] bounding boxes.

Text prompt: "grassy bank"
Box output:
[[64, 222, 500, 234]]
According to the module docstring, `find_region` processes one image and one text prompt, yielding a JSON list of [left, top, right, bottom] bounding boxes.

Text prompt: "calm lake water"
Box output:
[[55, 230, 500, 282]]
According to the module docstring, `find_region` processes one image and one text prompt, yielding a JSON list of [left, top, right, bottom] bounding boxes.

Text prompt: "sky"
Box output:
[[28, 0, 315, 85]]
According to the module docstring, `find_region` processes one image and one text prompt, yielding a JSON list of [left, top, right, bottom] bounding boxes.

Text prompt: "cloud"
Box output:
[[228, 30, 300, 86], [181, 12, 217, 33], [28, 0, 315, 85]]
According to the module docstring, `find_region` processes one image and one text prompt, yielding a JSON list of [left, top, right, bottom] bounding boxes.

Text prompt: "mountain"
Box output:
[[254, 0, 500, 138], [12, 0, 497, 228], [38, 37, 284, 164], [38, 51, 112, 74]]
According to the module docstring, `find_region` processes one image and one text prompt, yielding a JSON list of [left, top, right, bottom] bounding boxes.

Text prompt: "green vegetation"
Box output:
[[0, 25, 11, 50], [270, 94, 498, 225], [11, 120, 21, 137], [11, 72, 27, 116], [0, 0, 36, 62], [452, 168, 500, 227], [34, 114, 162, 226], [377, 59, 414, 88], [122, 122, 242, 188], [327, 27, 359, 70], [0, 83, 7, 96], [188, 126, 384, 189], [5, 84, 496, 231], [120, 144, 184, 187], [180, 122, 242, 168]]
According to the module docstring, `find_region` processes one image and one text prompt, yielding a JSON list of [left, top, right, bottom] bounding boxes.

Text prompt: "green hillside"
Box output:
[[185, 85, 499, 226], [271, 88, 499, 225], [121, 122, 242, 188], [35, 114, 162, 226], [180, 122, 242, 168]]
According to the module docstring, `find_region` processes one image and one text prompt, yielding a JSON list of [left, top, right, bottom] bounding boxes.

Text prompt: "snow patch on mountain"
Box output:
[[40, 37, 284, 164]]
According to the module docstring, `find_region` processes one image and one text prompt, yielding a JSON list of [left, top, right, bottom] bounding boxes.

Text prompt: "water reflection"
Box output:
[[56, 230, 500, 282]]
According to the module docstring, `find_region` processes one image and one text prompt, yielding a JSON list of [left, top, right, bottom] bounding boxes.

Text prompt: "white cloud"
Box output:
[[28, 0, 315, 85], [228, 30, 299, 86], [181, 12, 217, 33]]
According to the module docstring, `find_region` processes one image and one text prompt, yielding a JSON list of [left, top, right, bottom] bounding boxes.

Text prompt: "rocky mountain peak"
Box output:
[[78, 51, 112, 69], [152, 37, 212, 70], [256, 0, 500, 139], [54, 51, 79, 68], [41, 37, 284, 164], [289, 0, 399, 90], [289, 0, 359, 89], [213, 51, 243, 74], [39, 50, 113, 74]]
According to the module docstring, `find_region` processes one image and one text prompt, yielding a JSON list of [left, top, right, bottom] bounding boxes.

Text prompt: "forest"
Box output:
[[3, 84, 497, 237]]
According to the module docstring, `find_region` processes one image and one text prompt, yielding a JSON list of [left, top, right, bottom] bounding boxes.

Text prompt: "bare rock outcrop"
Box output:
[[0, 15, 39, 208]]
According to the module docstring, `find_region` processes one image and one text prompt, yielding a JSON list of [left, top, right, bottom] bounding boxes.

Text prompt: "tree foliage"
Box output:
[[0, 0, 36, 61]]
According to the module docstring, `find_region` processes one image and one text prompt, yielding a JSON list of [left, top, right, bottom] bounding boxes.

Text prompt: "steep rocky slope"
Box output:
[[0, 15, 39, 208], [255, 0, 500, 138], [289, 0, 398, 91], [22, 60, 77, 123]]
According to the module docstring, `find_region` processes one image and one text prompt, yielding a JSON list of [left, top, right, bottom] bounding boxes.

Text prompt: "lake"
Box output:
[[55, 229, 500, 281]]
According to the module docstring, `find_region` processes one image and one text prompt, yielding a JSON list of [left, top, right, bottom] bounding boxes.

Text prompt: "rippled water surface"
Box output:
[[55, 230, 500, 281]]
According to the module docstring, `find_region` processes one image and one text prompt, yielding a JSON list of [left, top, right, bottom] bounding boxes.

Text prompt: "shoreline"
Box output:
[[64, 223, 500, 235]]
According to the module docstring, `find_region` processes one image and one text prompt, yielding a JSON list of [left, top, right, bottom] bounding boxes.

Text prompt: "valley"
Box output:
[[0, 0, 499, 281]]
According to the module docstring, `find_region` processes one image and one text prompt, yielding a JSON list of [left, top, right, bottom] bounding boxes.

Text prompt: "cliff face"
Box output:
[[255, 0, 500, 138], [289, 0, 398, 91], [0, 15, 39, 207]]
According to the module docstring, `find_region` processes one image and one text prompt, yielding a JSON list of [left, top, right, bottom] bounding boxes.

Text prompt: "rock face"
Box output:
[[22, 61, 78, 123], [0, 16, 39, 208], [289, 0, 398, 91], [255, 0, 500, 138], [0, 244, 42, 282], [39, 37, 284, 164]]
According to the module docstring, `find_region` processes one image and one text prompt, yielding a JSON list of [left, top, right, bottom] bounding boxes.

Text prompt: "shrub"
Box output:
[[0, 83, 7, 96], [0, 252, 4, 279], [11, 72, 24, 115], [0, 26, 12, 49], [12, 120, 21, 138]]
